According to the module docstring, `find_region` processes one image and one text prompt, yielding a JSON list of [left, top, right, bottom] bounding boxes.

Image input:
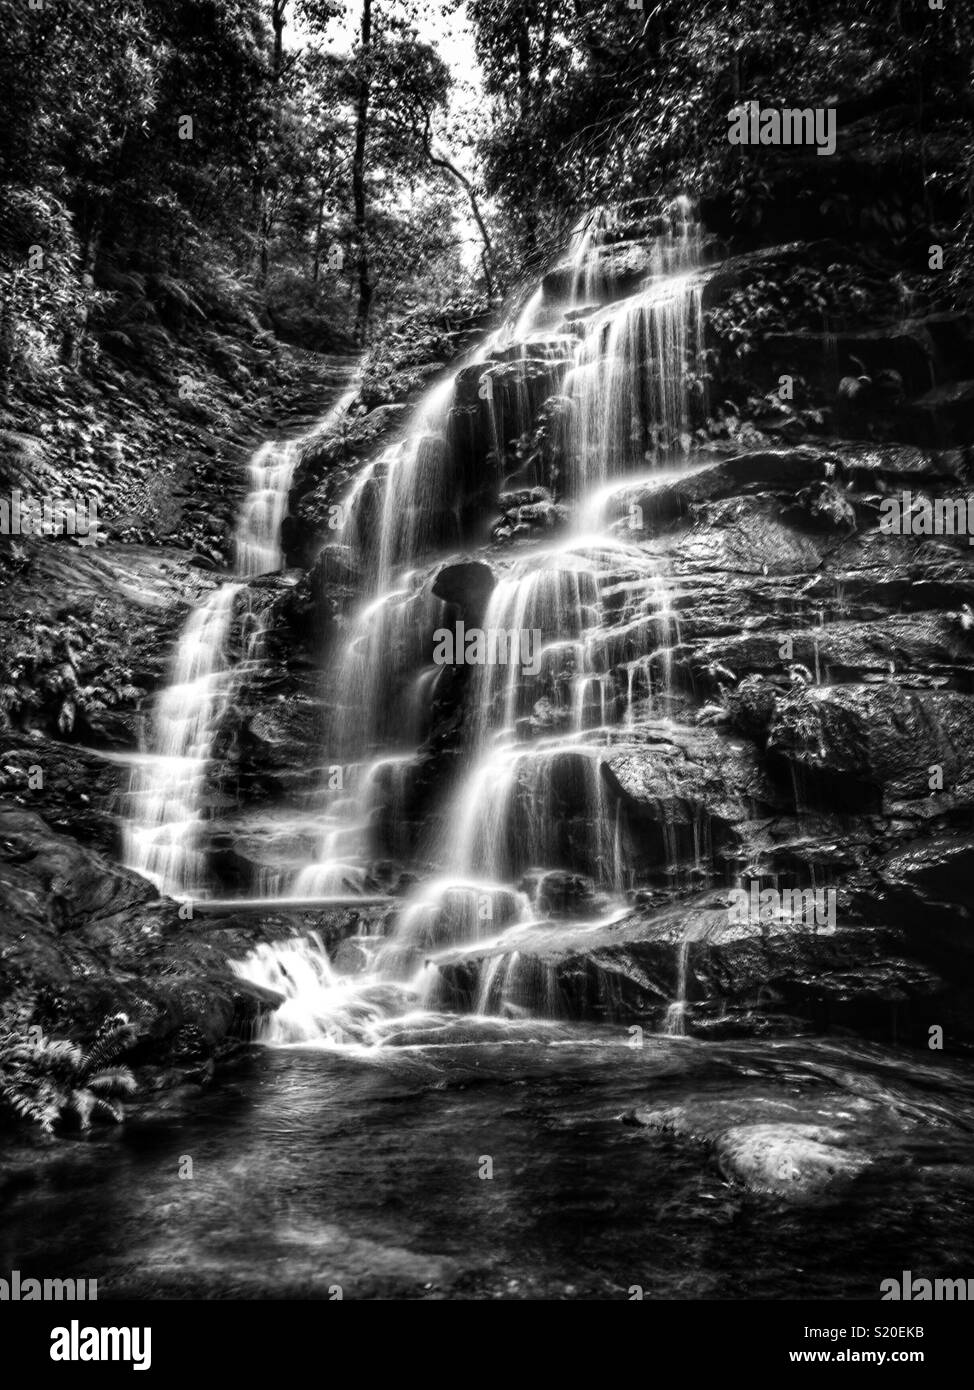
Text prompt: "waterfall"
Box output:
[[451, 740, 625, 891], [123, 380, 357, 897], [562, 273, 703, 496], [122, 582, 243, 894], [236, 439, 301, 578], [465, 553, 601, 745], [227, 199, 710, 1036]]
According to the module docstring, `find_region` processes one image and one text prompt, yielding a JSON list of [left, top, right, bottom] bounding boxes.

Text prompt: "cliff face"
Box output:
[[3, 82, 974, 1074], [0, 300, 488, 1069], [235, 116, 974, 1049], [0, 341, 350, 1068]]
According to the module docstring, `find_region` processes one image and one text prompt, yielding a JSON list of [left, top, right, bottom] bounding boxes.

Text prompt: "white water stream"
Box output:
[[123, 380, 357, 896], [226, 200, 711, 1041]]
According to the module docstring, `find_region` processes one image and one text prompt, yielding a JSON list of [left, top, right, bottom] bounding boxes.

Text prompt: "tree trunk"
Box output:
[[422, 142, 497, 295], [272, 0, 287, 74], [254, 2, 287, 288], [353, 0, 374, 345], [252, 171, 267, 286], [515, 8, 537, 253], [312, 186, 325, 283], [62, 210, 100, 369]]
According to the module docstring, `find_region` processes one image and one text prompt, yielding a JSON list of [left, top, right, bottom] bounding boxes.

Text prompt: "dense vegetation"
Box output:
[[0, 0, 485, 393], [465, 0, 974, 287], [3, 0, 972, 394]]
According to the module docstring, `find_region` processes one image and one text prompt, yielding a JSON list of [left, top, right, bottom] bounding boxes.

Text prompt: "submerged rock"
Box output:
[[714, 1123, 873, 1200]]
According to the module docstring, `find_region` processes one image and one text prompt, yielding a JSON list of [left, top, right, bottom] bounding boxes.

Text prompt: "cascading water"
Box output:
[[123, 378, 357, 897], [562, 273, 704, 495], [236, 439, 302, 578], [122, 582, 244, 894], [232, 198, 711, 1040]]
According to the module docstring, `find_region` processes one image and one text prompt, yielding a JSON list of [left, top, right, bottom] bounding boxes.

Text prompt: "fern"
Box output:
[[84, 1013, 136, 1073], [88, 1068, 138, 1096], [0, 1005, 137, 1135]]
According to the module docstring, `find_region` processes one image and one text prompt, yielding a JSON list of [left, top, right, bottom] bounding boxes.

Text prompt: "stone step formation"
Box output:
[[207, 197, 974, 1049]]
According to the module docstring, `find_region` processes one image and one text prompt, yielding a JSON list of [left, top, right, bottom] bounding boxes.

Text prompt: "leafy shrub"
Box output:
[[0, 186, 89, 386], [707, 262, 894, 364], [0, 604, 144, 735], [359, 294, 490, 407], [0, 1003, 137, 1134]]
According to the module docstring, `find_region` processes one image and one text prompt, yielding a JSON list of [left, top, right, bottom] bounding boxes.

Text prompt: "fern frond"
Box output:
[[91, 1097, 125, 1125], [0, 1010, 136, 1132], [82, 1014, 135, 1076], [34, 1039, 84, 1074], [70, 1089, 95, 1132], [87, 1067, 137, 1096], [0, 1074, 58, 1133]]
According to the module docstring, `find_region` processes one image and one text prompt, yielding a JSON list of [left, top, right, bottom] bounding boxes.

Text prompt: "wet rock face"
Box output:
[[427, 890, 943, 1040], [542, 238, 658, 303], [0, 806, 155, 929], [401, 414, 974, 1040], [284, 404, 410, 568], [522, 870, 598, 917], [681, 616, 973, 710], [0, 804, 389, 1069], [335, 273, 973, 1042], [0, 806, 258, 1059], [767, 684, 974, 807], [630, 447, 833, 529], [431, 561, 496, 625], [0, 741, 125, 856], [28, 189, 974, 1061]]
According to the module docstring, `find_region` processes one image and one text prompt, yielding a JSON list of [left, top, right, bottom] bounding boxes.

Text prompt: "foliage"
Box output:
[[938, 133, 974, 310], [770, 685, 828, 766], [707, 260, 914, 364], [0, 189, 89, 384], [720, 673, 780, 745], [462, 0, 974, 267], [0, 605, 144, 736], [0, 0, 482, 384], [0, 1001, 137, 1135], [358, 291, 489, 404], [721, 670, 825, 754]]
